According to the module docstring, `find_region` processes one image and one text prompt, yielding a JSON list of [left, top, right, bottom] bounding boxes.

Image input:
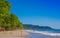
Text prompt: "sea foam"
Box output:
[[25, 30, 60, 36]]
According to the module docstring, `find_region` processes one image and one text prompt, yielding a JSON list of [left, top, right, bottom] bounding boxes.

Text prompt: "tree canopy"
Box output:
[[0, 0, 23, 30]]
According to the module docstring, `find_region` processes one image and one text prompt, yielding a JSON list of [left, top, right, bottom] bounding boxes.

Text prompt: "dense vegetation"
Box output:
[[0, 0, 23, 30]]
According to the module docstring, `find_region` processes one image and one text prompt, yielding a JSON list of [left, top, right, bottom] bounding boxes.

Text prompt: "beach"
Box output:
[[26, 33, 60, 38], [26, 30, 60, 38], [1, 30, 60, 38], [0, 30, 29, 38]]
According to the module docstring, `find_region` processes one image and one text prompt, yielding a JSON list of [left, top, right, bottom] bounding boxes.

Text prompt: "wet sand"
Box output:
[[26, 32, 60, 38]]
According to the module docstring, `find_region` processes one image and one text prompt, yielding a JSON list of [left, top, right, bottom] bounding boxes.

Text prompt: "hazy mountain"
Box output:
[[23, 24, 53, 31]]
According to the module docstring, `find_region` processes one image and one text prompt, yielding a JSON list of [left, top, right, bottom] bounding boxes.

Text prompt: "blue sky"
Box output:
[[9, 0, 60, 29]]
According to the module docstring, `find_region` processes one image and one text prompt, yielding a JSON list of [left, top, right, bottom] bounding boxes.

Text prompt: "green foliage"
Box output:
[[0, 0, 23, 30]]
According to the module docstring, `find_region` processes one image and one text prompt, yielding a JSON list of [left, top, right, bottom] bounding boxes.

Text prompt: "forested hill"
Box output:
[[23, 24, 54, 31], [0, 0, 23, 30], [23, 24, 60, 33]]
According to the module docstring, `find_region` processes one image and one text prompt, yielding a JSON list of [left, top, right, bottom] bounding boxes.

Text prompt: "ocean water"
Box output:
[[26, 32, 60, 38], [25, 30, 60, 36], [38, 29, 60, 33], [25, 30, 60, 38], [25, 28, 60, 38], [31, 28, 60, 33]]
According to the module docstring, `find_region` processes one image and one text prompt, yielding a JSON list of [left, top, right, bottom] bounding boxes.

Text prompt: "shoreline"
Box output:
[[25, 30, 60, 36]]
